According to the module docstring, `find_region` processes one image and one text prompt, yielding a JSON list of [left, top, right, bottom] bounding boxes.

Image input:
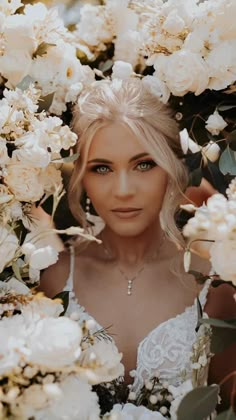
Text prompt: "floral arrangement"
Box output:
[[0, 283, 124, 419]]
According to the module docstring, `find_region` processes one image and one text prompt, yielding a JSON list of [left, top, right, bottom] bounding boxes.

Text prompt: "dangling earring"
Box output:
[[168, 179, 174, 198], [85, 196, 91, 222]]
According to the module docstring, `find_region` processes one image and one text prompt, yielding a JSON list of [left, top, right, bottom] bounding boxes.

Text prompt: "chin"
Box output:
[[107, 221, 150, 238]]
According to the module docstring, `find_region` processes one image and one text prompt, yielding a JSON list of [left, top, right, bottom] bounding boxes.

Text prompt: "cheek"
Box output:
[[144, 172, 168, 201], [82, 174, 108, 208]]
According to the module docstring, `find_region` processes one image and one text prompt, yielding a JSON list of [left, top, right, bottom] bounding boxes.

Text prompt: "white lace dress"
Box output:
[[64, 247, 211, 394]]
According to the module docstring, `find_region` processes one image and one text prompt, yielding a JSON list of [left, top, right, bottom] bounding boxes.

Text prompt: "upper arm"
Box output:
[[185, 178, 216, 206], [39, 251, 70, 298], [205, 283, 236, 410]]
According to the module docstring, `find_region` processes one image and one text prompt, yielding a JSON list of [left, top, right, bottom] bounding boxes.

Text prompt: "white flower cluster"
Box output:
[[0, 85, 76, 203], [183, 181, 236, 283], [75, 0, 236, 98], [72, 0, 141, 67], [0, 290, 124, 420], [0, 85, 78, 281], [105, 403, 165, 419], [0, 2, 95, 114]]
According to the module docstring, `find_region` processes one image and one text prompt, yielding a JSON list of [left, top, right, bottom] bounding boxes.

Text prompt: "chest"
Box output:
[[73, 263, 198, 380]]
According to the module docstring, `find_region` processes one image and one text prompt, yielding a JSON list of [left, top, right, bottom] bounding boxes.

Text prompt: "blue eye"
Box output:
[[136, 160, 156, 171], [92, 165, 110, 174]]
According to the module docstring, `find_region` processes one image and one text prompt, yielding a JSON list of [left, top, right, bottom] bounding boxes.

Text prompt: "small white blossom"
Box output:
[[205, 111, 227, 135]]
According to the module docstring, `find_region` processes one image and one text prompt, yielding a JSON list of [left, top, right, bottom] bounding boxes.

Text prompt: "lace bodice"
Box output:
[[64, 247, 211, 392]]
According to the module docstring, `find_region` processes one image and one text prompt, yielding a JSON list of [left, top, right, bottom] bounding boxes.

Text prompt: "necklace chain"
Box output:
[[102, 233, 165, 296], [117, 265, 145, 295]]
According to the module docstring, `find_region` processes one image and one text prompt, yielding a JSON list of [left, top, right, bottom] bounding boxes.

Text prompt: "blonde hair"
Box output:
[[69, 78, 189, 246]]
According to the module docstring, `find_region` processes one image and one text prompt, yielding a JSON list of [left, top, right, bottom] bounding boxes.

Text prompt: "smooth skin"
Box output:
[[40, 123, 236, 408]]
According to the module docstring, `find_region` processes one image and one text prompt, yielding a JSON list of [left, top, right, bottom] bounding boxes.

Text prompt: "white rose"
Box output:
[[0, 226, 18, 273], [109, 403, 165, 419], [210, 240, 236, 285], [27, 317, 82, 368], [206, 40, 236, 90], [0, 315, 29, 375], [6, 277, 30, 295], [154, 50, 209, 96], [39, 376, 100, 420], [39, 165, 63, 195], [29, 246, 58, 270], [79, 340, 124, 385], [22, 294, 64, 319], [4, 163, 44, 202], [112, 61, 133, 81], [162, 9, 185, 35], [0, 49, 32, 87], [205, 111, 227, 136], [13, 133, 51, 168], [114, 30, 141, 67], [142, 75, 170, 104], [4, 14, 36, 54]]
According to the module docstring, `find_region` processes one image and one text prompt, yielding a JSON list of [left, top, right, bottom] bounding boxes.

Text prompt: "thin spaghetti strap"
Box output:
[[63, 245, 75, 292], [199, 278, 211, 309]]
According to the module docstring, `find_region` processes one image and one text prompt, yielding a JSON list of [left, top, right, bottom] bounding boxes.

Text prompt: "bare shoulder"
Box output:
[[39, 249, 71, 298], [39, 240, 103, 298], [205, 282, 236, 319]]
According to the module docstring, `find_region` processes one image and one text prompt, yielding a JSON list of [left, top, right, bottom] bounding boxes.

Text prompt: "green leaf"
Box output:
[[16, 75, 34, 91], [227, 130, 236, 151], [200, 318, 236, 353], [189, 167, 203, 187], [177, 385, 219, 420], [217, 104, 236, 112], [53, 291, 69, 316], [52, 152, 79, 164], [38, 92, 55, 112], [219, 147, 236, 175], [196, 297, 203, 331], [201, 318, 236, 329], [188, 270, 210, 285], [205, 160, 228, 194], [215, 407, 236, 420], [99, 59, 113, 73], [33, 42, 56, 59], [12, 260, 22, 282]]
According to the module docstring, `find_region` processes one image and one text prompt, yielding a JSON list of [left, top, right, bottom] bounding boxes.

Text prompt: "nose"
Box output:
[[113, 171, 136, 199]]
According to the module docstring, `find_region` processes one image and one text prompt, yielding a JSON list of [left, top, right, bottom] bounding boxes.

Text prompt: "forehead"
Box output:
[[87, 123, 148, 160]]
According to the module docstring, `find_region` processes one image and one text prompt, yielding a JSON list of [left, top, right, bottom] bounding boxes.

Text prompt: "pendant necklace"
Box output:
[[117, 265, 145, 295], [102, 233, 165, 296]]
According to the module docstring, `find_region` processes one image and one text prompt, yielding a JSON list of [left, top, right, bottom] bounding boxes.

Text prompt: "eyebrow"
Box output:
[[87, 153, 150, 164]]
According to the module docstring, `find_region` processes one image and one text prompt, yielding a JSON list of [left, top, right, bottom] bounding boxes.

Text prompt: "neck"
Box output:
[[99, 220, 164, 268]]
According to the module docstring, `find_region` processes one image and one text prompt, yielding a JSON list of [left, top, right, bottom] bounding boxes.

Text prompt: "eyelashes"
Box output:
[[89, 160, 157, 175]]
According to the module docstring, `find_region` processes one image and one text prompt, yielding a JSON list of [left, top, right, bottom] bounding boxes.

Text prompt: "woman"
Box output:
[[40, 78, 235, 408]]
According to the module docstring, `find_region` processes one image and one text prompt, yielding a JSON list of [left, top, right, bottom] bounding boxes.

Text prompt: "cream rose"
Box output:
[[4, 163, 44, 202], [79, 340, 124, 385], [210, 240, 236, 285], [142, 75, 170, 104], [39, 165, 63, 195], [27, 317, 82, 368], [155, 50, 209, 96]]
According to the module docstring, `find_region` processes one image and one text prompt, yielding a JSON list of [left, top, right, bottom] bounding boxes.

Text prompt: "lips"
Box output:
[[111, 208, 142, 219], [112, 208, 142, 212]]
